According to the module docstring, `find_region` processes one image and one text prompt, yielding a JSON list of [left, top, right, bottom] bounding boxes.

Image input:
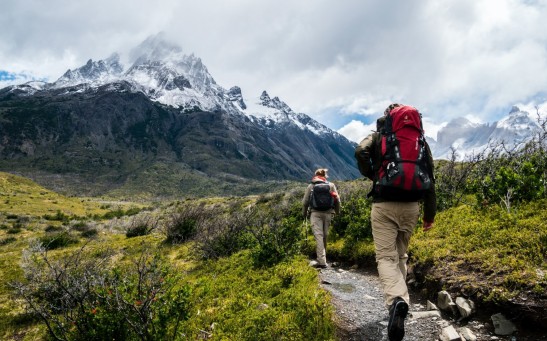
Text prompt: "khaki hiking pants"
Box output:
[[371, 201, 420, 307], [310, 211, 333, 266]]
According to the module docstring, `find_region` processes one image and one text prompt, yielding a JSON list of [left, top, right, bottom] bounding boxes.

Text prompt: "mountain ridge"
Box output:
[[0, 35, 360, 197], [429, 106, 543, 160]]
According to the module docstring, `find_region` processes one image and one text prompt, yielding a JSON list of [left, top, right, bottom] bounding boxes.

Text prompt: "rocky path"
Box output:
[[318, 265, 546, 341]]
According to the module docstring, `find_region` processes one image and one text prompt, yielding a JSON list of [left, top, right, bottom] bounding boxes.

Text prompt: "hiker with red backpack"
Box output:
[[355, 103, 436, 341], [302, 168, 341, 269]]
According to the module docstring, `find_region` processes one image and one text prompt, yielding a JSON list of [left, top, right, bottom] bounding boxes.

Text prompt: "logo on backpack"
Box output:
[[310, 182, 334, 211], [375, 105, 432, 200]]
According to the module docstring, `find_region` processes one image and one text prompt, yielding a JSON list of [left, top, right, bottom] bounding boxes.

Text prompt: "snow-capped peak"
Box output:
[[52, 53, 123, 88], [432, 106, 542, 160], [14, 34, 338, 139]]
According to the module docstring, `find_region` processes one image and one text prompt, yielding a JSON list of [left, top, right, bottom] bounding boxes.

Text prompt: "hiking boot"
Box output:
[[388, 297, 408, 341], [312, 262, 328, 269]]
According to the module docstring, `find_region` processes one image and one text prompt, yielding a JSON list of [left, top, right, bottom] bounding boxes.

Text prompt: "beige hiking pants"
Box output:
[[310, 211, 333, 266], [371, 201, 420, 307]]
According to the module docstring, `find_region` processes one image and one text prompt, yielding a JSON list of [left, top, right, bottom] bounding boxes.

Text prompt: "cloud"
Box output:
[[338, 120, 377, 143], [2, 0, 547, 137]]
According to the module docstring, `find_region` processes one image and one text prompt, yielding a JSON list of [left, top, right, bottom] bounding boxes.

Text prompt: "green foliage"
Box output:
[[470, 158, 545, 207], [43, 210, 70, 222], [411, 200, 547, 302], [0, 236, 16, 246], [193, 209, 256, 260], [250, 215, 303, 267], [39, 231, 79, 250], [331, 180, 372, 241], [180, 251, 335, 340], [10, 243, 191, 341], [125, 214, 158, 238], [163, 204, 212, 244]]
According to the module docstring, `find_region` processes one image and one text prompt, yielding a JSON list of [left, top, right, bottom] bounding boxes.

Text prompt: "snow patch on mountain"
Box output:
[[2, 34, 357, 142], [432, 106, 542, 160]]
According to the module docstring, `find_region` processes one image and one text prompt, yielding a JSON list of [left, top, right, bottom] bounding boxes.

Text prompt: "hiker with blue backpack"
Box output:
[[302, 168, 341, 269], [355, 103, 437, 341]]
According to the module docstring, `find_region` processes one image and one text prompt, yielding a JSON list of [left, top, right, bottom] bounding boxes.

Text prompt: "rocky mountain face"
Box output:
[[0, 35, 359, 197], [429, 106, 543, 160]]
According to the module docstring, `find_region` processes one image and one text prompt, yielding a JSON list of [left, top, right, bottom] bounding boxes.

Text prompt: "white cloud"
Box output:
[[2, 0, 547, 138], [338, 120, 377, 143]]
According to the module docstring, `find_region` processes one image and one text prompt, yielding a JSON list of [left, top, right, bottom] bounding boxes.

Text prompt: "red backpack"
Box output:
[[374, 105, 432, 201]]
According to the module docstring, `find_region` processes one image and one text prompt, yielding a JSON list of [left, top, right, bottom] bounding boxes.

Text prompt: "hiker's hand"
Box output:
[[423, 220, 434, 232]]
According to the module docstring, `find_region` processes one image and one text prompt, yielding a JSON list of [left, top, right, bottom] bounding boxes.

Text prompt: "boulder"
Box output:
[[459, 327, 477, 341], [440, 325, 461, 341], [491, 313, 517, 335], [455, 297, 475, 318], [437, 290, 458, 315]]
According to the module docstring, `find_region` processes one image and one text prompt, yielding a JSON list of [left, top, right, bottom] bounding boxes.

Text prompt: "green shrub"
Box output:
[[10, 243, 191, 341], [0, 236, 16, 246], [7, 227, 22, 234], [125, 214, 158, 238], [250, 215, 303, 267], [163, 205, 207, 243], [193, 209, 256, 259], [43, 210, 70, 222], [39, 232, 79, 250], [80, 228, 98, 238], [44, 225, 63, 233]]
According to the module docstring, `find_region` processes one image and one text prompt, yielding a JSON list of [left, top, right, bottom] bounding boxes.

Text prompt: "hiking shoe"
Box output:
[[312, 262, 328, 269], [388, 297, 408, 341]]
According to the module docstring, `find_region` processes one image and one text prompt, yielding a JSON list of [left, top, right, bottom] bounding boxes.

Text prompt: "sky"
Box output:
[[2, 0, 547, 143]]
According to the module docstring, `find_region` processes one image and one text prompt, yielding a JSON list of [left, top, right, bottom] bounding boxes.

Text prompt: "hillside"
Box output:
[[0, 172, 545, 340]]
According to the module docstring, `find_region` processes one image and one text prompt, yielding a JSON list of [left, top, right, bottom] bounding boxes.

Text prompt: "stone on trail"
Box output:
[[426, 300, 439, 311], [440, 325, 461, 341], [437, 290, 459, 315], [409, 310, 442, 319], [459, 326, 477, 341], [491, 313, 517, 336], [455, 297, 475, 318]]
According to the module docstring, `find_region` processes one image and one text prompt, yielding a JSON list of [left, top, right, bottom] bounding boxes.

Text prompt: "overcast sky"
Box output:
[[2, 0, 547, 142]]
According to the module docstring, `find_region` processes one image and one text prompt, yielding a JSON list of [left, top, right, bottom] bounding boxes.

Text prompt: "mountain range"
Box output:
[[0, 34, 360, 197], [428, 106, 543, 160]]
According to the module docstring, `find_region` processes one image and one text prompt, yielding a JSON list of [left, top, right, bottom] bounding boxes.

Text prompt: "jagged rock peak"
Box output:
[[260, 90, 271, 103], [258, 91, 291, 112], [54, 53, 123, 87], [509, 105, 520, 114], [228, 86, 246, 109]]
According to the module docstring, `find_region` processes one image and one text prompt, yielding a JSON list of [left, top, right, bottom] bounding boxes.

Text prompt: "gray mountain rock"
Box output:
[[0, 35, 360, 197], [431, 107, 542, 160]]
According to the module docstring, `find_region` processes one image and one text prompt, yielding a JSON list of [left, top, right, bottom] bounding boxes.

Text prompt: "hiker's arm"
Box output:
[[423, 141, 437, 230], [331, 183, 341, 215], [355, 133, 376, 180], [302, 185, 311, 218]]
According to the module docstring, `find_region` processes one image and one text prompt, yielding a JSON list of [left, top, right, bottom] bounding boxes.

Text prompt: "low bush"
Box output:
[[39, 231, 79, 250], [163, 204, 212, 243], [0, 236, 16, 246], [193, 209, 256, 260], [125, 214, 158, 238], [10, 242, 191, 341]]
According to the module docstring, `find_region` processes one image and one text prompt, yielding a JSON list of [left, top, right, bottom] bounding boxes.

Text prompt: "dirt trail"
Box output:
[[318, 265, 546, 341]]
